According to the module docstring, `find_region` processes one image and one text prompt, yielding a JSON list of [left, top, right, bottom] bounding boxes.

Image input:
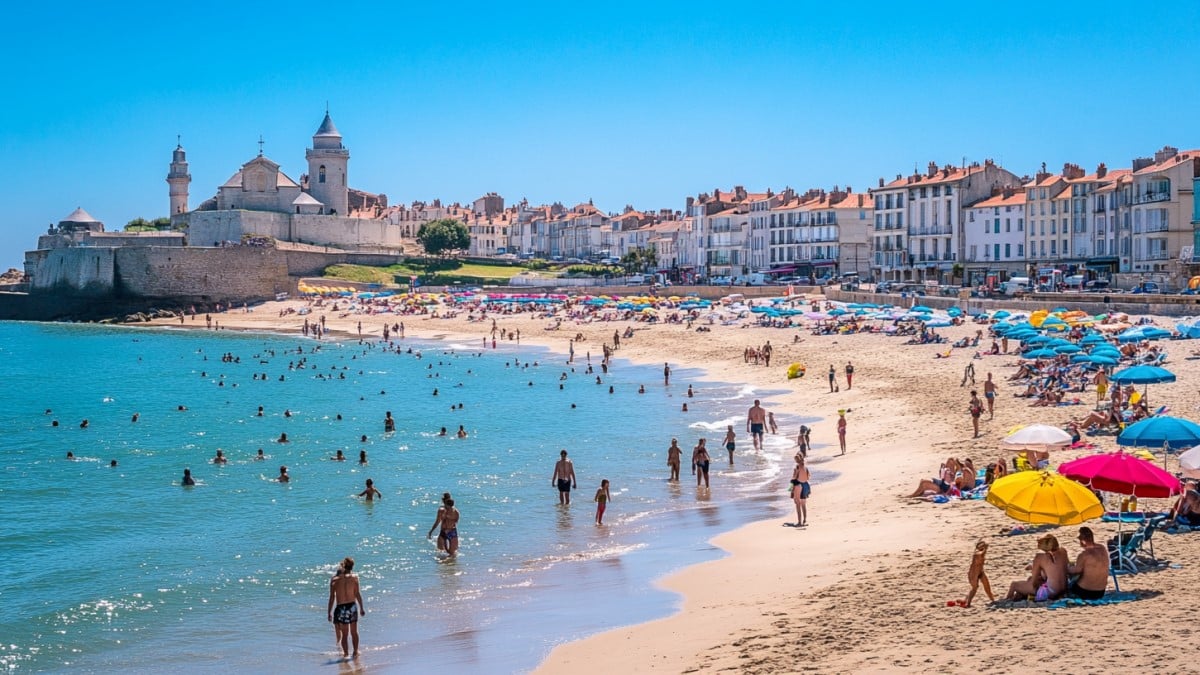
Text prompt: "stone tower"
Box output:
[[167, 140, 191, 215], [305, 111, 349, 216]]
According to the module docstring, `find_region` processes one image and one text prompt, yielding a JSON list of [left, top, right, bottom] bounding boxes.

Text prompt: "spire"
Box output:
[[314, 111, 341, 138], [258, 135, 264, 157], [176, 133, 182, 150]]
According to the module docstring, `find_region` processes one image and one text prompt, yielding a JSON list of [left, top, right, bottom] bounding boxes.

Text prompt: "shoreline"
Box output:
[[137, 296, 1200, 673]]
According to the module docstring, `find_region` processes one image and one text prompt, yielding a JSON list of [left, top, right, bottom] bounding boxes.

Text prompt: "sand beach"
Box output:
[[146, 293, 1200, 674]]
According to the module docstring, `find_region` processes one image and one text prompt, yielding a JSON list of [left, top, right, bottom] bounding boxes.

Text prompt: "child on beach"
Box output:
[[963, 540, 995, 607], [594, 479, 612, 525], [723, 425, 736, 463]]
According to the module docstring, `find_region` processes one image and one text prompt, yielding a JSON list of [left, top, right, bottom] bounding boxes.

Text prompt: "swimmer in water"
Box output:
[[277, 465, 290, 483], [359, 450, 367, 464], [182, 468, 196, 486], [256, 448, 265, 460], [358, 478, 381, 501], [456, 425, 468, 439], [333, 450, 346, 461], [213, 449, 228, 464], [278, 433, 289, 443], [66, 451, 75, 460]]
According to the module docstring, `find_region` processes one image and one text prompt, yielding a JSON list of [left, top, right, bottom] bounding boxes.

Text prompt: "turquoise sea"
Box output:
[[0, 322, 825, 673]]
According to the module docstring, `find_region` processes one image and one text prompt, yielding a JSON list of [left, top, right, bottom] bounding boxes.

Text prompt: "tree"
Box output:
[[124, 217, 154, 232], [417, 218, 470, 257], [620, 246, 658, 273]]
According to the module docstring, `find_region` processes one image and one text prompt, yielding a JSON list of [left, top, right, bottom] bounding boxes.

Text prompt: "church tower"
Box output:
[[305, 111, 349, 216], [166, 139, 191, 215]]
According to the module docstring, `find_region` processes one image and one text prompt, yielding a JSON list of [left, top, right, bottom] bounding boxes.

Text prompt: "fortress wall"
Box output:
[[25, 248, 116, 296], [186, 211, 291, 246], [114, 247, 289, 301], [291, 215, 405, 249]]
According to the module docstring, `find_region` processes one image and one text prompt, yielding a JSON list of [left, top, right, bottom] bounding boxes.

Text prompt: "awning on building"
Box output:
[[1085, 256, 1119, 269], [812, 261, 836, 267]]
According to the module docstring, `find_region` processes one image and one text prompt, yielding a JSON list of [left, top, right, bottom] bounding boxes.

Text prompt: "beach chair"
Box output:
[[1108, 516, 1165, 574]]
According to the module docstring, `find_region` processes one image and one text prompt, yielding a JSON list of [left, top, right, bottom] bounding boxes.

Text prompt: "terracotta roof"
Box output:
[[880, 165, 988, 189], [971, 192, 1027, 208], [1133, 150, 1200, 176], [1023, 174, 1066, 189]]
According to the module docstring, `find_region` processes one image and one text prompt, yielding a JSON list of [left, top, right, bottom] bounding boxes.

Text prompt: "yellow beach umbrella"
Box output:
[[986, 471, 1103, 525]]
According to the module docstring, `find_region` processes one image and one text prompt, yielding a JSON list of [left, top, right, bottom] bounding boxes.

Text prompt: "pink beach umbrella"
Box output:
[[1057, 451, 1182, 499]]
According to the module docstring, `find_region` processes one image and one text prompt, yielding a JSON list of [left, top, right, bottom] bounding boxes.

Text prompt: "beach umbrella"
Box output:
[[1111, 365, 1176, 385], [922, 319, 952, 328], [1058, 451, 1182, 498], [986, 471, 1104, 525], [1089, 347, 1122, 359], [1003, 423, 1073, 450], [1179, 445, 1200, 479], [1023, 334, 1052, 345], [1054, 344, 1083, 354], [1118, 416, 1200, 452], [993, 310, 1011, 319], [1021, 348, 1058, 359], [1081, 333, 1107, 345], [910, 305, 934, 313], [1070, 353, 1094, 364], [828, 308, 847, 316], [1087, 355, 1119, 367], [1007, 330, 1038, 341], [1052, 307, 1070, 313]]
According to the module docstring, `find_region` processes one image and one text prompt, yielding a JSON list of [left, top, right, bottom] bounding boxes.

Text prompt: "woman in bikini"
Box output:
[[1005, 534, 1068, 601], [789, 454, 811, 526]]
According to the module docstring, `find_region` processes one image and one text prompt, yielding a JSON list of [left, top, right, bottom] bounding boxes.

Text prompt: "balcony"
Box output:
[[1133, 191, 1170, 205], [907, 225, 953, 236], [1134, 250, 1170, 262], [1144, 221, 1170, 233]]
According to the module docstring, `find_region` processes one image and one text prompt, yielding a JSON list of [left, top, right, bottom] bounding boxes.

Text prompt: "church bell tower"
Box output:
[[305, 110, 349, 216], [167, 139, 191, 215]]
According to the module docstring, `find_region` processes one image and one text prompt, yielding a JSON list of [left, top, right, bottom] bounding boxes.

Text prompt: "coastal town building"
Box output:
[[1127, 146, 1198, 276], [870, 160, 1022, 283], [963, 187, 1026, 285]]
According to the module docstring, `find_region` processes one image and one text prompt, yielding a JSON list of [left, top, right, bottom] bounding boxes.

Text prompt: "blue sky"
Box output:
[[2, 1, 1199, 267]]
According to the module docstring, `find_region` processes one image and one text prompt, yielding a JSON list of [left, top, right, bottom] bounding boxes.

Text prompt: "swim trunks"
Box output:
[[1067, 582, 1104, 601], [557, 479, 572, 493], [333, 602, 358, 624], [697, 460, 710, 472], [441, 528, 458, 541], [726, 442, 735, 452], [750, 423, 764, 435], [798, 481, 811, 499], [985, 392, 995, 399]]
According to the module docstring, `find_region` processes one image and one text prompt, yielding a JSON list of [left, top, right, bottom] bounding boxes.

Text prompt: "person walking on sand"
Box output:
[[594, 479, 612, 525], [845, 361, 855, 390], [768, 411, 778, 434], [828, 365, 838, 393], [796, 425, 811, 458], [327, 557, 366, 659], [723, 425, 737, 463], [961, 361, 976, 387], [969, 391, 984, 438], [746, 399, 767, 451], [789, 453, 810, 526], [667, 438, 682, 481], [983, 373, 997, 419], [552, 450, 577, 504], [837, 410, 848, 455], [692, 439, 711, 488], [427, 496, 461, 557]]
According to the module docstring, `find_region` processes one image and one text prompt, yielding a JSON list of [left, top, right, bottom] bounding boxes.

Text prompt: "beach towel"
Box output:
[[1046, 592, 1139, 609]]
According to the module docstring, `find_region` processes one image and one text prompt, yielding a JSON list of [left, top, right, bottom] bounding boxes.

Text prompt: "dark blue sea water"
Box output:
[[0, 322, 823, 673]]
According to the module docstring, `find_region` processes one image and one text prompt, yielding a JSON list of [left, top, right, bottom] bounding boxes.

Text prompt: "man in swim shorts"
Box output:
[[327, 557, 366, 659], [552, 450, 577, 505], [1066, 527, 1108, 600], [746, 400, 767, 451], [983, 373, 997, 419]]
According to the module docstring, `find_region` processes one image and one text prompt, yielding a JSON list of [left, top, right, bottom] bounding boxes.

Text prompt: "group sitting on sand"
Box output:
[[997, 528, 1110, 603]]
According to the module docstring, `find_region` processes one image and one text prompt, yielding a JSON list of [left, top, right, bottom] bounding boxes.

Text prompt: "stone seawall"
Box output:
[[115, 247, 290, 300]]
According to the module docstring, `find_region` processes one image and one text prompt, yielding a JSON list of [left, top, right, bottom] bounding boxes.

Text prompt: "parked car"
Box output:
[[709, 276, 731, 285], [1085, 279, 1111, 291], [1129, 281, 1163, 294]]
